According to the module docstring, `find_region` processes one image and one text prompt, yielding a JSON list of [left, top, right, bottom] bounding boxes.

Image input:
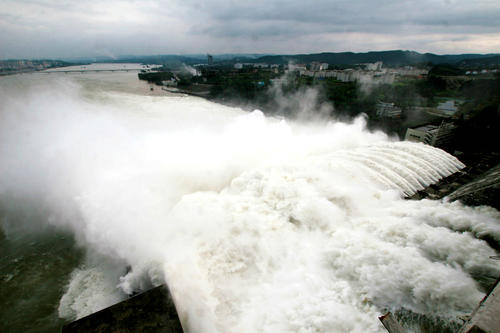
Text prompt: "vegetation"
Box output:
[[138, 62, 499, 153], [428, 64, 464, 76], [455, 75, 500, 152], [137, 71, 173, 84]]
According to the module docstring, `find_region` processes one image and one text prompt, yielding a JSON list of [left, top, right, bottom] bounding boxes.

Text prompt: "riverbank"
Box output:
[[161, 84, 211, 98]]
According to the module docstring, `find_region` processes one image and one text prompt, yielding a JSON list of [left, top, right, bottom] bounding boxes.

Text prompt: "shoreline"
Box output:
[[160, 86, 210, 99], [160, 85, 269, 114]]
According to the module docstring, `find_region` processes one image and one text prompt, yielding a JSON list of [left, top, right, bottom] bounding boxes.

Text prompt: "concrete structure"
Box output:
[[207, 54, 213, 65], [404, 122, 456, 148], [379, 312, 407, 333], [62, 285, 183, 332], [405, 124, 440, 145], [408, 153, 500, 206], [376, 101, 402, 118], [459, 278, 500, 333], [447, 163, 500, 209]]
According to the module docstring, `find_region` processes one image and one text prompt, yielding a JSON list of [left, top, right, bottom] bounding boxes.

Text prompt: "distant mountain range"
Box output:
[[457, 55, 500, 67], [110, 51, 500, 67], [245, 50, 500, 67], [61, 53, 270, 65], [5, 51, 500, 68]]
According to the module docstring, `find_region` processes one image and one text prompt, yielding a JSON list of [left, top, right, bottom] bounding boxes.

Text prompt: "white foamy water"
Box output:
[[0, 73, 499, 332]]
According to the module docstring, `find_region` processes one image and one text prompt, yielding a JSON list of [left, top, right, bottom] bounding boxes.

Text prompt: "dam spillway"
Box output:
[[1, 74, 499, 333]]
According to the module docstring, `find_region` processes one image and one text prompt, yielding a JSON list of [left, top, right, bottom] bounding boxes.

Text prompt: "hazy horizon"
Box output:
[[2, 49, 500, 63]]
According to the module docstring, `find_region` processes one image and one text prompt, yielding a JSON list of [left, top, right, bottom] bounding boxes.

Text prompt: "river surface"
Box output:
[[0, 67, 499, 333]]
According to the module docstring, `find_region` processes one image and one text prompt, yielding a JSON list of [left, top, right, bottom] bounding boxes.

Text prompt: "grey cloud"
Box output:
[[1, 0, 499, 59], [188, 0, 500, 36]]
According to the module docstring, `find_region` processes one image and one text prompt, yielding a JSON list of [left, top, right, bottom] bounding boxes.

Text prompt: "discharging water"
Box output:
[[0, 70, 499, 333]]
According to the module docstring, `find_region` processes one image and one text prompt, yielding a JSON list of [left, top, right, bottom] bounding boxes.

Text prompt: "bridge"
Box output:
[[43, 69, 143, 73]]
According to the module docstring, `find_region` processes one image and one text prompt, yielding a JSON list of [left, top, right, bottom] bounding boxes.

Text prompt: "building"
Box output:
[[310, 62, 321, 71], [376, 101, 402, 118], [308, 62, 329, 71], [404, 122, 456, 148], [234, 63, 243, 69], [366, 61, 383, 71], [288, 64, 307, 72], [207, 54, 213, 65]]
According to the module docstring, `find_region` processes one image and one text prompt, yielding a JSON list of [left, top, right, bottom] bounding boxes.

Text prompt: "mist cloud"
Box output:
[[1, 72, 499, 332]]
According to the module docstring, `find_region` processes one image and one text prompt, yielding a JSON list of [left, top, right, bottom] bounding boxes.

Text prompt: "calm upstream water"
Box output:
[[0, 66, 499, 333]]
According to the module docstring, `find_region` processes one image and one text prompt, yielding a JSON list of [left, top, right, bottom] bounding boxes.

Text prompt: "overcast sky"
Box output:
[[1, 0, 499, 59]]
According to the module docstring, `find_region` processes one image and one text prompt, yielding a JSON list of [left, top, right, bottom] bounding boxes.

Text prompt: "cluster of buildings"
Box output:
[[231, 61, 428, 87], [304, 68, 397, 84], [295, 63, 428, 86], [465, 69, 498, 75], [213, 57, 462, 150], [233, 62, 281, 73], [0, 59, 67, 73]]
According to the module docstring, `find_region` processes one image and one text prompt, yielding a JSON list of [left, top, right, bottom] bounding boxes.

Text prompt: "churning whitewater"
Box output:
[[0, 74, 499, 333]]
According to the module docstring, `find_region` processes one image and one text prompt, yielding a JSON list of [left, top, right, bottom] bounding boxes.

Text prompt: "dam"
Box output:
[[63, 153, 500, 333], [1, 72, 499, 333]]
